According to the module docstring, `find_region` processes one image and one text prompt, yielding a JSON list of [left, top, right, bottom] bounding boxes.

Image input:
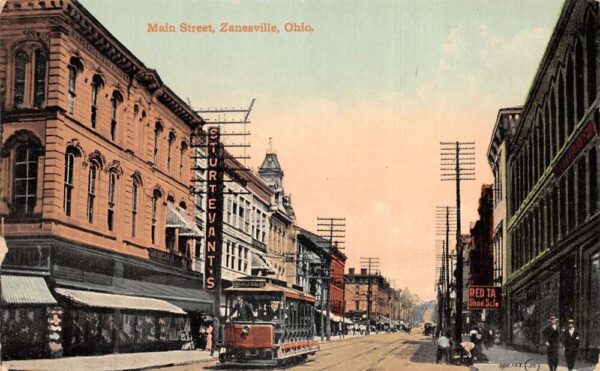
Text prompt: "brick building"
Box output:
[[0, 0, 212, 358], [344, 268, 398, 330]]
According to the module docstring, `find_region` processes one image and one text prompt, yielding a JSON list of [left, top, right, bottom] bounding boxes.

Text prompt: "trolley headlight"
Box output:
[[242, 325, 250, 335]]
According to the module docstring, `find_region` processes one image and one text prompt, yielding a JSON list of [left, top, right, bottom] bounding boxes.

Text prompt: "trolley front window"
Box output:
[[226, 293, 282, 322]]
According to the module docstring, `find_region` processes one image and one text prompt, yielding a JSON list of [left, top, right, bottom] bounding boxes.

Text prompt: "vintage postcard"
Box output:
[[0, 0, 599, 370]]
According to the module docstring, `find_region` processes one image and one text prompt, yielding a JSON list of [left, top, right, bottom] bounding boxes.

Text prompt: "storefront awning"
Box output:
[[54, 277, 214, 314], [55, 288, 186, 315], [315, 309, 352, 324], [166, 205, 202, 238], [250, 251, 275, 275], [1, 275, 57, 305]]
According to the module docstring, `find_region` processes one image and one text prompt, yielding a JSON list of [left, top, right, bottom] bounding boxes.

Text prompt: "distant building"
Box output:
[[469, 184, 494, 287], [344, 268, 399, 330]]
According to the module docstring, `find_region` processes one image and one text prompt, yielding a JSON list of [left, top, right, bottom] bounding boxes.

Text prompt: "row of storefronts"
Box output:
[[484, 0, 600, 361], [0, 236, 214, 359]]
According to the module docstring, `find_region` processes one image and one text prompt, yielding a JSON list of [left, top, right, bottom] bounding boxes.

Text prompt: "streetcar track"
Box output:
[[312, 337, 408, 371]]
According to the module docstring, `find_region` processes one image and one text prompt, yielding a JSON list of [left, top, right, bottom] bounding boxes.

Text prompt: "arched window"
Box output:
[[151, 189, 162, 244], [131, 179, 139, 237], [575, 40, 585, 122], [180, 141, 188, 178], [34, 50, 47, 108], [14, 51, 27, 107], [153, 122, 163, 164], [87, 164, 98, 224], [167, 132, 176, 173], [558, 75, 566, 148], [68, 57, 83, 114], [107, 170, 117, 231], [587, 15, 597, 106], [13, 143, 38, 214], [111, 91, 123, 141], [550, 89, 557, 156], [63, 147, 79, 216], [90, 75, 104, 128], [566, 56, 575, 136]]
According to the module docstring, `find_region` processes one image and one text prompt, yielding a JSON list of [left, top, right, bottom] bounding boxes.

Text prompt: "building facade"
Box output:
[[0, 0, 212, 358], [487, 106, 522, 340], [505, 0, 600, 358], [258, 151, 297, 284]]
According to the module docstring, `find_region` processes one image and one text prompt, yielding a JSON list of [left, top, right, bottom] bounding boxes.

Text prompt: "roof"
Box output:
[[486, 106, 523, 164], [297, 227, 347, 260], [225, 282, 316, 303], [55, 288, 186, 315], [259, 153, 283, 173], [1, 275, 57, 305]]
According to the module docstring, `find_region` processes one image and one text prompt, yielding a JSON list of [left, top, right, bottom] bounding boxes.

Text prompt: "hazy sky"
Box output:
[[80, 0, 564, 301]]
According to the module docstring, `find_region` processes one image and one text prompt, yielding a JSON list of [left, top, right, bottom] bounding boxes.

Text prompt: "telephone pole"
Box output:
[[360, 257, 379, 335], [436, 206, 456, 334], [317, 217, 345, 341], [440, 141, 475, 344]]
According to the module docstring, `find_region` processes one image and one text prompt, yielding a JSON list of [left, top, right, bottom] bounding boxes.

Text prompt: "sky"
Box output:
[[80, 0, 565, 301]]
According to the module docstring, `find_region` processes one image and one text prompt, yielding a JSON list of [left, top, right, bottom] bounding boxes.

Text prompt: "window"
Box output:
[[587, 15, 597, 106], [153, 123, 163, 164], [64, 149, 77, 216], [566, 57, 575, 136], [87, 165, 97, 224], [152, 190, 161, 244], [68, 65, 77, 114], [34, 50, 47, 108], [575, 40, 585, 122], [179, 141, 187, 178], [355, 300, 359, 311], [14, 51, 27, 107], [590, 147, 598, 215], [13, 143, 38, 214], [131, 181, 138, 237], [167, 132, 175, 173], [558, 76, 566, 149], [107, 171, 117, 231], [90, 75, 103, 128], [577, 159, 587, 225], [111, 91, 123, 141]]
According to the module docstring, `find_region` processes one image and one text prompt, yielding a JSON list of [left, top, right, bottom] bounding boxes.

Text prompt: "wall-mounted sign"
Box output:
[[554, 120, 598, 176], [468, 285, 501, 310], [205, 127, 224, 291]]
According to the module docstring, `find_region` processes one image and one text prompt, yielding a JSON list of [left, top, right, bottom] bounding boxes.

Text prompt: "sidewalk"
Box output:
[[473, 344, 597, 371], [1, 350, 216, 371]]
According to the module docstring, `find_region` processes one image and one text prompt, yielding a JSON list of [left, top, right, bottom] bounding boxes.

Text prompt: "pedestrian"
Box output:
[[543, 315, 560, 371], [436, 331, 452, 364], [205, 324, 213, 354], [562, 319, 580, 371]]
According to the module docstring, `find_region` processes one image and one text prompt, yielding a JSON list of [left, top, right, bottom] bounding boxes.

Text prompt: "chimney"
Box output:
[[361, 268, 367, 275], [348, 268, 355, 278]]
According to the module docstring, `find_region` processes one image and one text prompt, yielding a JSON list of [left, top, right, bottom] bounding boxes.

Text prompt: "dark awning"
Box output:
[[54, 277, 214, 314], [55, 288, 186, 315], [1, 275, 57, 305]]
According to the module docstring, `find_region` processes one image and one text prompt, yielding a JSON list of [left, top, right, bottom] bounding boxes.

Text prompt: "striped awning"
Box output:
[[166, 205, 202, 237], [55, 288, 186, 315], [1, 275, 57, 305]]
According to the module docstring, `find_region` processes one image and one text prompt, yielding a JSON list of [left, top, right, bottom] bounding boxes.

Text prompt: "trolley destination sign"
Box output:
[[467, 285, 501, 310]]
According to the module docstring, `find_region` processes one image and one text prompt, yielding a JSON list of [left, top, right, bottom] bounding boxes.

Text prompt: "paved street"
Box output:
[[155, 332, 467, 371]]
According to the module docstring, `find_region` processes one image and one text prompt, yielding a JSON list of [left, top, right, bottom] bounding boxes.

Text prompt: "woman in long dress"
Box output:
[[205, 324, 213, 352]]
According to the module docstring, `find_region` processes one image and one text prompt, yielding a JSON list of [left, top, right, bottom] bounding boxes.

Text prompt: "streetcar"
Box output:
[[219, 276, 320, 366]]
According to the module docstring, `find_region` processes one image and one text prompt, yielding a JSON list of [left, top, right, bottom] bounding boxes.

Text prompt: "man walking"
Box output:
[[436, 331, 452, 364], [543, 316, 560, 371], [562, 319, 580, 371]]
